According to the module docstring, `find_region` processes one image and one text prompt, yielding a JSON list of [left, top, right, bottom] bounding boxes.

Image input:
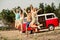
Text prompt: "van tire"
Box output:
[[48, 25, 54, 31]]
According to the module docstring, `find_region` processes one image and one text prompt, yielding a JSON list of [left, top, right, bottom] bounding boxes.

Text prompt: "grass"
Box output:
[[3, 38, 7, 40], [0, 36, 3, 39], [0, 36, 7, 40], [15, 39, 20, 40], [0, 29, 60, 40]]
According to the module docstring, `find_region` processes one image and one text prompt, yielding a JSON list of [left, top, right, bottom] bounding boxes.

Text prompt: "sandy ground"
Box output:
[[0, 26, 60, 40]]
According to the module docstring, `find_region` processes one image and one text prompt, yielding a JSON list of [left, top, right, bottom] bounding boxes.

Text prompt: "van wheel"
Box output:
[[48, 25, 54, 31]]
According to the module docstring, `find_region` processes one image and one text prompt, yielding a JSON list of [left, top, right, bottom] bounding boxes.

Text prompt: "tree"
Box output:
[[44, 5, 52, 13], [51, 2, 56, 13], [59, 3, 60, 10], [39, 3, 44, 14], [55, 3, 60, 19], [44, 3, 56, 13], [0, 9, 15, 27]]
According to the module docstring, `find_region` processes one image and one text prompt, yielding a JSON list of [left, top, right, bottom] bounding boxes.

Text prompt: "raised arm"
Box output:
[[12, 9, 16, 14], [23, 13, 24, 19], [24, 9, 27, 15], [36, 8, 42, 13]]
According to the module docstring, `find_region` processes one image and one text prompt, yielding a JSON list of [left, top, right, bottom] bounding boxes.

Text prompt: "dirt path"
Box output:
[[0, 27, 60, 40]]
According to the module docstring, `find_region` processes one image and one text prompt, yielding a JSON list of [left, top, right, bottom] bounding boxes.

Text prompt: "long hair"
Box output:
[[20, 9, 23, 14]]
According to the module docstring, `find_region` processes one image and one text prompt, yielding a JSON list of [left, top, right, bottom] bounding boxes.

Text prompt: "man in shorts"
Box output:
[[24, 8, 32, 35]]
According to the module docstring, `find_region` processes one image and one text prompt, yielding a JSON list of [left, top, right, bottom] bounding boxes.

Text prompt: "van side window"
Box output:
[[46, 15, 55, 19]]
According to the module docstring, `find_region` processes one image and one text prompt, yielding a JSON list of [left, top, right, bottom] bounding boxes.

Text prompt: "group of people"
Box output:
[[13, 5, 43, 34]]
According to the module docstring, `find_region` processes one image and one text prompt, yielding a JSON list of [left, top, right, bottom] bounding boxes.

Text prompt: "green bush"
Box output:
[[0, 26, 11, 31]]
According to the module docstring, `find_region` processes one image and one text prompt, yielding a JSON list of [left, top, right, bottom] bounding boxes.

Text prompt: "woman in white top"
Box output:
[[30, 6, 42, 32], [19, 9, 24, 33]]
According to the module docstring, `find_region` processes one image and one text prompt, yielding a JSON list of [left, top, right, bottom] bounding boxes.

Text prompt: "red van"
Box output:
[[37, 13, 59, 31], [18, 13, 59, 33]]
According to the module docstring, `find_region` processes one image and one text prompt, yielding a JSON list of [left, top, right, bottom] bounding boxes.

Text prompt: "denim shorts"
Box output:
[[26, 22, 30, 28]]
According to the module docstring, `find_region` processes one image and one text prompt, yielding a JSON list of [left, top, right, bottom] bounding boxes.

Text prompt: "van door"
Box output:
[[38, 15, 46, 29]]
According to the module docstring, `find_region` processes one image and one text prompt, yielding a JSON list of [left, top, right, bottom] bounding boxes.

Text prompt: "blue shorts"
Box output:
[[26, 22, 30, 28]]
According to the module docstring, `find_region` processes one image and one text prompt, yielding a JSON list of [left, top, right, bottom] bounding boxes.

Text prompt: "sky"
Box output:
[[0, 0, 60, 11]]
